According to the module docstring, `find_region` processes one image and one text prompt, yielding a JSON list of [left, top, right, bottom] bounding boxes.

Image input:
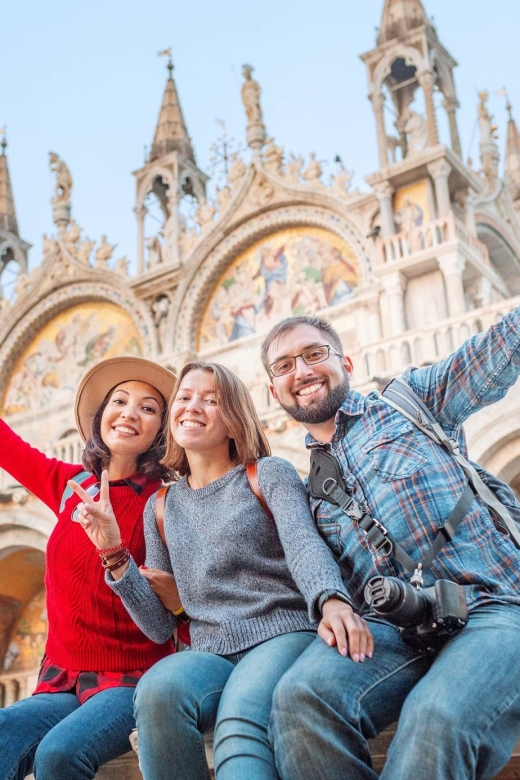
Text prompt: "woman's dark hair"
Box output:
[[82, 385, 172, 481]]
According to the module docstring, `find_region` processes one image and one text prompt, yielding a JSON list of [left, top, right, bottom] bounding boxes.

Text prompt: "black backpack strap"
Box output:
[[382, 378, 520, 550], [309, 448, 417, 573]]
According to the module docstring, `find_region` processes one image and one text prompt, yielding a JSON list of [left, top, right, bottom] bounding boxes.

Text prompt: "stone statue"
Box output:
[[302, 152, 324, 186], [241, 64, 263, 125], [196, 199, 216, 229], [63, 219, 81, 258], [477, 91, 498, 144], [94, 235, 116, 269], [42, 233, 60, 265], [216, 185, 232, 213], [331, 164, 354, 198], [263, 137, 284, 175], [114, 256, 130, 276], [146, 236, 163, 268], [151, 295, 170, 353], [49, 152, 73, 206], [285, 153, 304, 185], [404, 108, 428, 155], [228, 153, 247, 189], [77, 238, 95, 266], [14, 270, 31, 298], [179, 216, 198, 257]]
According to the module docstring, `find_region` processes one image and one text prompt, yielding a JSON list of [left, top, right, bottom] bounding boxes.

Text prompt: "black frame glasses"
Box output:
[[269, 344, 343, 377]]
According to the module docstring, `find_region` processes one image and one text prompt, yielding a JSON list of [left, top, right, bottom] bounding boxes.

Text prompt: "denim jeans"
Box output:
[[134, 630, 315, 780], [0, 686, 136, 780], [271, 604, 520, 780]]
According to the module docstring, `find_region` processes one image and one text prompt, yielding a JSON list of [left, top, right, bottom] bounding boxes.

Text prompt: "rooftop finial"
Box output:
[[157, 47, 173, 78], [0, 127, 6, 156]]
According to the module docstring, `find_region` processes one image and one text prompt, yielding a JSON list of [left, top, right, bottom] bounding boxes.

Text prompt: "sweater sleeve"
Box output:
[[257, 456, 351, 619], [0, 418, 84, 514], [106, 493, 177, 644]]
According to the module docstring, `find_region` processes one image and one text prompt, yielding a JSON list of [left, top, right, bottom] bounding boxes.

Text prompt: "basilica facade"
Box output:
[[1, 0, 520, 709]]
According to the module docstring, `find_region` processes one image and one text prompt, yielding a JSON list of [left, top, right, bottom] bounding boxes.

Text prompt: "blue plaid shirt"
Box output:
[[307, 306, 520, 614]]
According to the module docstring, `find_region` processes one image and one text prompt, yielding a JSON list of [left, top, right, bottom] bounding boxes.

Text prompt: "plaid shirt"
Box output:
[[308, 306, 520, 614]]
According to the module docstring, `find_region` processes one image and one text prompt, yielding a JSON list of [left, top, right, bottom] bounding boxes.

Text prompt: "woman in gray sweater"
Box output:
[[70, 361, 373, 780]]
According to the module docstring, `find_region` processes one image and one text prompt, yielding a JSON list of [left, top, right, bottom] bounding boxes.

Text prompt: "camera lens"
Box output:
[[364, 576, 431, 628]]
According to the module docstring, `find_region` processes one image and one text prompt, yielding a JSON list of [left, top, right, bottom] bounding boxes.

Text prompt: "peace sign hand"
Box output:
[[68, 470, 122, 551]]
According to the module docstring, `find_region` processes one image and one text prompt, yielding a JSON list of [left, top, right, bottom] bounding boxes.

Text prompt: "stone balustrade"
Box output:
[[359, 297, 519, 382], [376, 212, 489, 268], [46, 430, 84, 463]]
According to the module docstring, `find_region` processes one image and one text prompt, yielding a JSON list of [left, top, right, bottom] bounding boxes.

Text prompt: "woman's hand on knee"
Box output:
[[318, 599, 374, 662]]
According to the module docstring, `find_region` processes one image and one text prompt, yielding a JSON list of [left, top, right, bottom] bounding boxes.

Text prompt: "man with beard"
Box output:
[[260, 313, 520, 780]]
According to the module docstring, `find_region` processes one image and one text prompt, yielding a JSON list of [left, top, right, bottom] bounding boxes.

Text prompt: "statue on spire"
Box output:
[[241, 64, 266, 152], [49, 152, 73, 229]]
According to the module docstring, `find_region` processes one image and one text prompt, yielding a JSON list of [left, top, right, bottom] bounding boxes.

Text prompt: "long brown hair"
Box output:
[[82, 384, 172, 481], [162, 362, 271, 476]]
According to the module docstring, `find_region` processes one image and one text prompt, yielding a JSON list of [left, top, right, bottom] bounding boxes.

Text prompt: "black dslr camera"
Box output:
[[364, 576, 468, 650]]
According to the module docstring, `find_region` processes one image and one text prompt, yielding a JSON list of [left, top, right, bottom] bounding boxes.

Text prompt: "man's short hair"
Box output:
[[261, 315, 344, 373]]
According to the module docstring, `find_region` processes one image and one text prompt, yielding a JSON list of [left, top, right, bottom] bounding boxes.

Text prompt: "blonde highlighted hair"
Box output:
[[162, 362, 271, 475]]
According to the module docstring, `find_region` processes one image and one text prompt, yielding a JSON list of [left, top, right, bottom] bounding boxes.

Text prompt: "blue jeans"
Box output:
[[134, 630, 315, 780], [271, 604, 520, 780], [0, 686, 136, 780]]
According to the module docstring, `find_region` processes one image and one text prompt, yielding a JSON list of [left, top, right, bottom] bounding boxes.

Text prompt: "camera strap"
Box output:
[[309, 447, 475, 577], [382, 378, 520, 550]]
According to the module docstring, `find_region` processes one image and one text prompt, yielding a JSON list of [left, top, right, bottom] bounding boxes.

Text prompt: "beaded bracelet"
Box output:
[[103, 550, 131, 572], [172, 605, 186, 617], [98, 541, 125, 557]]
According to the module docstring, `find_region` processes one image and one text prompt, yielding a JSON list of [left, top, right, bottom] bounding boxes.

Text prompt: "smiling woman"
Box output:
[[0, 356, 177, 780], [69, 360, 372, 780]]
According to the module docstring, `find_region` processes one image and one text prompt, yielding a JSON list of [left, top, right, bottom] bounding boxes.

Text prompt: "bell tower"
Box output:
[[0, 134, 31, 299], [133, 58, 208, 274], [361, 0, 462, 173]]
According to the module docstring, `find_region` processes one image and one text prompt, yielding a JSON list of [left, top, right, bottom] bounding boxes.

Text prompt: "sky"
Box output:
[[2, 0, 520, 278]]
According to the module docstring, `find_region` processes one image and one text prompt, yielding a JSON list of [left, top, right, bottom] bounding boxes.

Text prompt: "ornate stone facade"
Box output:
[[1, 12, 520, 774]]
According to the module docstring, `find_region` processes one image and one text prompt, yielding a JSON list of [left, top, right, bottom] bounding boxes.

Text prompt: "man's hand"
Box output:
[[318, 598, 374, 661], [139, 567, 184, 614]]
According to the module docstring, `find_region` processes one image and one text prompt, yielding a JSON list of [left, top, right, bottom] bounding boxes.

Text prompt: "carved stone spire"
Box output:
[[378, 0, 429, 44], [0, 136, 19, 236], [149, 59, 195, 163], [505, 100, 520, 202]]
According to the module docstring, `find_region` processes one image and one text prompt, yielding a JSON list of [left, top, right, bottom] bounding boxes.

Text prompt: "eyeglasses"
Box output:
[[269, 344, 343, 377], [71, 482, 100, 522]]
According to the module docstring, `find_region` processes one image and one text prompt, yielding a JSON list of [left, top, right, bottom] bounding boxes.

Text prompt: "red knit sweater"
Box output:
[[0, 419, 174, 672]]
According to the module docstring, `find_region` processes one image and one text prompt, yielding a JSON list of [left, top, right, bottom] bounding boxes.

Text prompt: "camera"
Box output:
[[364, 576, 468, 650]]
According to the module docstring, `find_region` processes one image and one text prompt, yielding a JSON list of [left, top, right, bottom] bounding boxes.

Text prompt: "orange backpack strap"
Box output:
[[155, 485, 169, 545], [246, 461, 274, 522]]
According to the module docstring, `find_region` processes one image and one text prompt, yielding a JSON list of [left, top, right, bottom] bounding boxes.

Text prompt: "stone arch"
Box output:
[[475, 218, 520, 297], [171, 205, 370, 356], [0, 283, 156, 406], [371, 45, 428, 96]]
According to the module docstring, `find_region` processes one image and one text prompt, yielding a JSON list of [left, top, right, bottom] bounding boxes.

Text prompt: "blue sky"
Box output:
[[2, 0, 519, 274]]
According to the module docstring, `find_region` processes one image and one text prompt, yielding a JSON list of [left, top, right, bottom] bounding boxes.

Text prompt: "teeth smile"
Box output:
[[297, 382, 324, 397], [114, 426, 137, 435], [181, 421, 205, 428]]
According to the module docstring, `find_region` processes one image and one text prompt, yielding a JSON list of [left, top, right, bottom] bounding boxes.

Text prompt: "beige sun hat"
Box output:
[[75, 356, 176, 442]]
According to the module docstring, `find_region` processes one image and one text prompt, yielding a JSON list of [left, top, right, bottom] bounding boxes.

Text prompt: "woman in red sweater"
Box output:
[[0, 355, 176, 780]]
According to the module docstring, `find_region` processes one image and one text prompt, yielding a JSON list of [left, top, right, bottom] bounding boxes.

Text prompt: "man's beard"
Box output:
[[280, 374, 351, 425]]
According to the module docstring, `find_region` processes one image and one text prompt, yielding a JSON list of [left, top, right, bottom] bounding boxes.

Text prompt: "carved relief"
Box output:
[[248, 175, 274, 207]]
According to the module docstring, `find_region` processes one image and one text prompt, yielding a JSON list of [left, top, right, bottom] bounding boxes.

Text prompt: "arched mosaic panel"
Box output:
[[1, 302, 143, 416], [198, 227, 360, 348]]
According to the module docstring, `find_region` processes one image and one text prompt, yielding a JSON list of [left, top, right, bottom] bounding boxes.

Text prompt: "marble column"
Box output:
[[382, 271, 407, 336], [370, 92, 389, 169], [443, 96, 462, 158], [374, 181, 395, 237], [427, 159, 452, 217], [438, 253, 467, 318], [419, 70, 439, 147], [134, 204, 148, 275]]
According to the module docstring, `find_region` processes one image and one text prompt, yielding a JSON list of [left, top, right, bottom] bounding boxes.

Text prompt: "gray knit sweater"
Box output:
[[108, 456, 348, 655]]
